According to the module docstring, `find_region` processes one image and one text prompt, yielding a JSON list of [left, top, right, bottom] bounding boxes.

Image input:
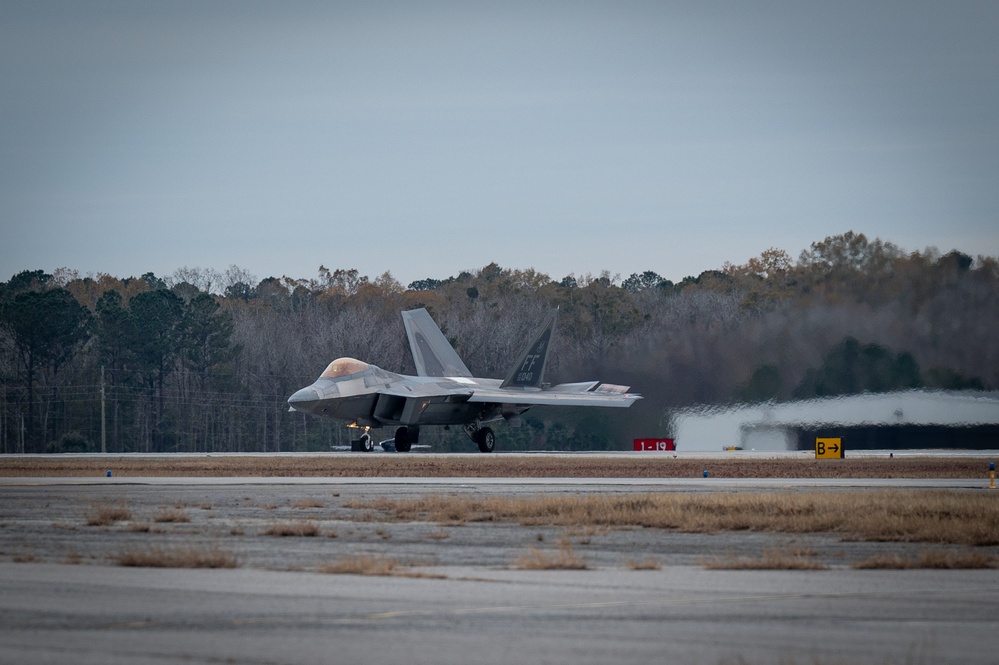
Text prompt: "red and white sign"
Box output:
[[633, 438, 675, 451]]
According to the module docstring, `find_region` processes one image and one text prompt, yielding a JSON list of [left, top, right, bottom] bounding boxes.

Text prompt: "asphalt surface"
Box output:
[[2, 562, 996, 665], [1, 477, 997, 664]]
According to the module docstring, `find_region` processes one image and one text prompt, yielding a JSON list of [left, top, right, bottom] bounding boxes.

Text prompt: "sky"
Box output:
[[2, 1, 997, 288]]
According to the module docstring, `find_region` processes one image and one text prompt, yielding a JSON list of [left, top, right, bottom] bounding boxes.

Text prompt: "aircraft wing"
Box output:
[[466, 382, 641, 408]]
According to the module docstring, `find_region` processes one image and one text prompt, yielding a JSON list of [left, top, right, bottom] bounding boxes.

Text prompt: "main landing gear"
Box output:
[[464, 423, 495, 453], [352, 424, 495, 453], [394, 426, 419, 453]]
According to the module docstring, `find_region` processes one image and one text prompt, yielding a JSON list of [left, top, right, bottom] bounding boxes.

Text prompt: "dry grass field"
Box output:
[[1, 453, 992, 478], [3, 480, 996, 572], [84, 500, 132, 526], [347, 490, 999, 546], [115, 545, 239, 568], [3, 452, 997, 573], [514, 539, 589, 570], [261, 520, 321, 537]]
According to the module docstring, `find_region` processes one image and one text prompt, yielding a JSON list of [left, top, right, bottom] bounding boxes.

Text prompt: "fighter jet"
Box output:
[[287, 307, 641, 452]]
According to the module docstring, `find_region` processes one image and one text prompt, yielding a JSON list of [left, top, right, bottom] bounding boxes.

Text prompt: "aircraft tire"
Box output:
[[361, 433, 373, 452], [475, 427, 495, 453], [394, 427, 412, 453]]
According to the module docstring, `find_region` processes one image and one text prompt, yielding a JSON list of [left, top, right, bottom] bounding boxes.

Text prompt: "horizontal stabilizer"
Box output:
[[467, 387, 641, 408], [548, 381, 601, 393], [593, 383, 631, 395]]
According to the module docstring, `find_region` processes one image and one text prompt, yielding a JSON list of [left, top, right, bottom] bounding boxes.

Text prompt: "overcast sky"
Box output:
[[3, 1, 997, 287]]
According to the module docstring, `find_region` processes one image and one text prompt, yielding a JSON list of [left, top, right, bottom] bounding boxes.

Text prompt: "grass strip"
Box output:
[[702, 548, 828, 570], [116, 545, 238, 568], [513, 540, 589, 570], [854, 549, 997, 569], [262, 520, 320, 537], [346, 490, 999, 546], [318, 554, 445, 578], [2, 455, 992, 479], [85, 501, 132, 526]]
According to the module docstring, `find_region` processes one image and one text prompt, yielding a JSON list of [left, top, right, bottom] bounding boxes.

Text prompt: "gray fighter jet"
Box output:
[[287, 307, 641, 452]]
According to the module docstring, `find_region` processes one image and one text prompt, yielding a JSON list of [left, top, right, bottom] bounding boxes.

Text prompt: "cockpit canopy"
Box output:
[[320, 357, 370, 379]]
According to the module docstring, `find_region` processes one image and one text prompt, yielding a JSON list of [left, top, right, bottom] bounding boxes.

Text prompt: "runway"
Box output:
[[1, 562, 996, 665]]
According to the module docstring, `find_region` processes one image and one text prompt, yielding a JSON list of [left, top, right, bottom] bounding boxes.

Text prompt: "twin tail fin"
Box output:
[[500, 308, 558, 390], [402, 306, 559, 391]]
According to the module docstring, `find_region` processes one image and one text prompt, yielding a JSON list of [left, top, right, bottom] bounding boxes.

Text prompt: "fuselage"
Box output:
[[288, 309, 640, 453], [287, 358, 512, 429]]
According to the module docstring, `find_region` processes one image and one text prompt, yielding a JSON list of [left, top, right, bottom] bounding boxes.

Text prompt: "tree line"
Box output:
[[1, 231, 995, 453]]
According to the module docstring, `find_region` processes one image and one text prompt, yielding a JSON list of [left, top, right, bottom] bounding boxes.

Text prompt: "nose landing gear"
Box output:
[[350, 429, 374, 452]]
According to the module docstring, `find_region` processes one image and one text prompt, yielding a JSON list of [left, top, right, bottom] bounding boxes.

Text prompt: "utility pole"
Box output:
[[100, 366, 107, 453]]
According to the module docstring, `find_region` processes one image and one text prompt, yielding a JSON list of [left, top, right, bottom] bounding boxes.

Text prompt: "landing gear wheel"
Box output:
[[394, 426, 412, 453], [350, 433, 374, 452], [474, 427, 495, 453]]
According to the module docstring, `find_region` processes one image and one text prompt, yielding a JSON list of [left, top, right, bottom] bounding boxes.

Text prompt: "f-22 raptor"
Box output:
[[287, 308, 641, 452]]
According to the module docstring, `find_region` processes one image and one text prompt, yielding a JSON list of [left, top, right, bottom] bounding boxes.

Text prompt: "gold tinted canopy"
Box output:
[[320, 357, 369, 379]]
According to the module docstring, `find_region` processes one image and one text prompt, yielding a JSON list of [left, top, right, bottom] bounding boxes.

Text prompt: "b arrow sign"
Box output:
[[816, 437, 844, 459]]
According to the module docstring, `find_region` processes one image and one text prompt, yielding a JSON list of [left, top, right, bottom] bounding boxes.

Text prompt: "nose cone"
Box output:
[[288, 386, 321, 412]]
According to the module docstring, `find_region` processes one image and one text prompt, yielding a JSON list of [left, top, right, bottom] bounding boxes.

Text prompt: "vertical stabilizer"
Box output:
[[500, 308, 558, 389], [401, 308, 472, 378]]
